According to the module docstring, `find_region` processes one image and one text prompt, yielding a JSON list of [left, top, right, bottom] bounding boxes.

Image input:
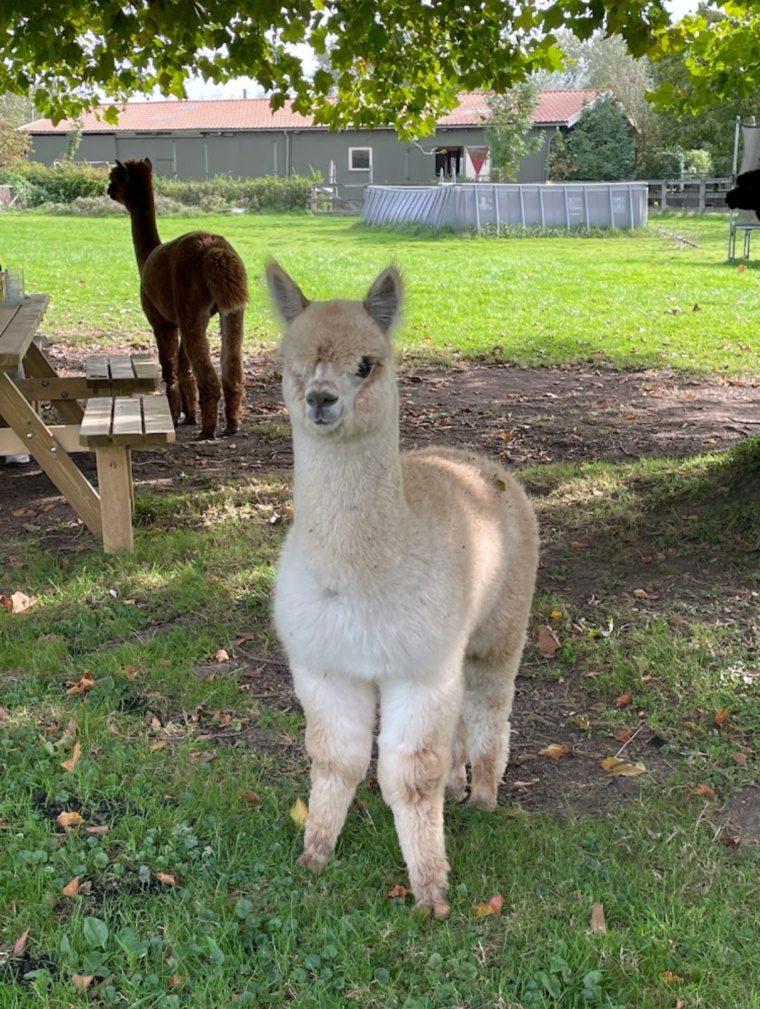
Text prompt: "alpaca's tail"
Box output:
[[203, 245, 249, 314]]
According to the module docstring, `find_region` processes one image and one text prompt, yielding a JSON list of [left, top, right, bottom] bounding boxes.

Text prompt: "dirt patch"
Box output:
[[725, 786, 760, 843]]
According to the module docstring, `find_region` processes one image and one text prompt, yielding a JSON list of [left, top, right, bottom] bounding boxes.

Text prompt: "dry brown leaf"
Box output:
[[614, 728, 633, 743], [289, 797, 308, 828], [714, 709, 730, 728], [154, 871, 179, 886], [660, 971, 684, 984], [123, 664, 141, 680], [537, 624, 561, 659], [387, 884, 412, 899], [84, 825, 109, 836], [240, 791, 260, 806], [590, 902, 607, 933], [600, 756, 646, 777], [61, 741, 82, 773], [66, 672, 97, 696], [689, 783, 716, 799], [149, 740, 167, 752], [56, 810, 84, 831], [215, 648, 230, 663], [510, 778, 540, 790], [632, 588, 649, 600], [62, 876, 81, 897], [615, 691, 634, 708], [72, 974, 95, 991], [12, 928, 30, 957], [168, 974, 186, 988], [474, 893, 504, 917], [0, 591, 36, 613], [732, 752, 748, 767], [569, 541, 591, 550], [675, 999, 687, 1009], [189, 750, 216, 762], [538, 743, 572, 760], [720, 833, 741, 847]]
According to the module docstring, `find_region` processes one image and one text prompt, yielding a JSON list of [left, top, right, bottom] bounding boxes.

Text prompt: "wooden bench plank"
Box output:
[[85, 353, 159, 393], [0, 296, 50, 369], [79, 395, 175, 448], [142, 396, 176, 439], [112, 398, 143, 444], [79, 397, 113, 445]]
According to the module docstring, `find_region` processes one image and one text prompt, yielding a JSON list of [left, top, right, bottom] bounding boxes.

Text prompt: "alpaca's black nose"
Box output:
[[306, 388, 338, 410]]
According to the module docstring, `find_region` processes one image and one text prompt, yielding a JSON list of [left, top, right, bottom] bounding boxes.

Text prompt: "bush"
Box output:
[[548, 94, 635, 182], [644, 147, 713, 179], [0, 162, 317, 212]]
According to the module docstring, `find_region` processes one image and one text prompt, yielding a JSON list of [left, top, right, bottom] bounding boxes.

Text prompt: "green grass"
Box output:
[[1, 211, 759, 373], [2, 212, 760, 1007]]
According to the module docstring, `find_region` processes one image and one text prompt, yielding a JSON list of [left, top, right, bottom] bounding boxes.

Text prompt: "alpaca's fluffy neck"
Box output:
[[291, 412, 408, 579], [127, 184, 161, 271]]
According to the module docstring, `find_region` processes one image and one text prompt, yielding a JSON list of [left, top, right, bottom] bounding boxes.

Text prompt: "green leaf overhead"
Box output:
[[1, 0, 672, 138]]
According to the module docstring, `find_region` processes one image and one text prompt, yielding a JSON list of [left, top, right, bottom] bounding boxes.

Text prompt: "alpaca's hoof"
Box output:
[[222, 423, 239, 437], [197, 428, 217, 441], [467, 792, 497, 812], [297, 849, 329, 874], [414, 898, 451, 920], [180, 414, 197, 426]]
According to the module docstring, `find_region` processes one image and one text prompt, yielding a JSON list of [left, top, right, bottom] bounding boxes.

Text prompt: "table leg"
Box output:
[[95, 446, 134, 553], [23, 341, 84, 423], [0, 373, 102, 537]]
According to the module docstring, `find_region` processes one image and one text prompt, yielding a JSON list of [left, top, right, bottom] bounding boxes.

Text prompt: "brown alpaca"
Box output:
[[107, 158, 248, 437]]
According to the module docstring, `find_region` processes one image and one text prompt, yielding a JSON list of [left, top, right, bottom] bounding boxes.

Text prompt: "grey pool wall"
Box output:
[[362, 183, 649, 232]]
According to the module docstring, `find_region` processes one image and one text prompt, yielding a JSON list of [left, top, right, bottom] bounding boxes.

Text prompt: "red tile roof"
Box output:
[[23, 90, 600, 134]]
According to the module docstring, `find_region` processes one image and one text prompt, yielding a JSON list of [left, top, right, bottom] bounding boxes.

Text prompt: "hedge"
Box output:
[[0, 162, 316, 213]]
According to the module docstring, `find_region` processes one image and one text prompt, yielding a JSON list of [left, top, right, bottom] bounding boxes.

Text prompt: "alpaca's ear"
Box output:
[[364, 265, 402, 334], [266, 260, 311, 324], [145, 157, 153, 168], [115, 159, 125, 170]]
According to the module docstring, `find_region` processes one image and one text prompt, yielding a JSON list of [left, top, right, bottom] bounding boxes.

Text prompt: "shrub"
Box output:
[[549, 94, 635, 182], [0, 162, 108, 205], [153, 172, 316, 212]]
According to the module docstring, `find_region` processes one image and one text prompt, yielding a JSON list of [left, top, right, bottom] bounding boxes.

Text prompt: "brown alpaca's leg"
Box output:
[[220, 309, 245, 436], [179, 322, 221, 439], [178, 343, 199, 426], [153, 325, 181, 425]]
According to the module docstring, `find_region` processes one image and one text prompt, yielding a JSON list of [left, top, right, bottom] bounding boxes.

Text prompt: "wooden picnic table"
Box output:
[[0, 294, 175, 552]]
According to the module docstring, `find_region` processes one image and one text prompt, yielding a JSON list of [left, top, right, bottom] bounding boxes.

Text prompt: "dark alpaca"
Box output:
[[108, 158, 248, 438], [726, 168, 760, 221]]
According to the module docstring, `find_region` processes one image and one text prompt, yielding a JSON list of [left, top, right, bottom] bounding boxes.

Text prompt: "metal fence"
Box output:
[[362, 183, 649, 232]]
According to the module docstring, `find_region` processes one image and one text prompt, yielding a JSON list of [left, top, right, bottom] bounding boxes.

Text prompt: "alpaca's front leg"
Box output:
[[293, 668, 376, 873], [219, 309, 245, 436], [378, 676, 463, 918]]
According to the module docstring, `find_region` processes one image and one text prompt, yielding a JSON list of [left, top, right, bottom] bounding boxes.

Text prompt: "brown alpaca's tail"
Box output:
[[203, 245, 249, 314]]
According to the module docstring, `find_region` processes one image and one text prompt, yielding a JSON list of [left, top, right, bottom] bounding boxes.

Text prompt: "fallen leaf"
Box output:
[[123, 664, 141, 680], [537, 624, 561, 659], [614, 728, 633, 743], [0, 591, 36, 613], [61, 741, 82, 773], [661, 971, 684, 984], [732, 752, 748, 767], [56, 810, 84, 831], [474, 893, 504, 917], [168, 975, 186, 988], [493, 475, 507, 492], [510, 778, 540, 790], [569, 541, 591, 550], [240, 791, 260, 806], [538, 743, 572, 760], [154, 871, 179, 886], [215, 648, 230, 663], [676, 999, 687, 1009], [689, 783, 716, 799], [600, 757, 647, 777], [189, 750, 216, 762], [550, 609, 563, 619], [738, 263, 747, 272], [720, 833, 741, 847], [66, 672, 97, 696], [590, 902, 607, 933], [615, 690, 634, 708], [290, 797, 308, 829], [72, 974, 95, 991], [387, 884, 412, 899], [62, 876, 81, 897], [633, 588, 649, 600], [149, 740, 167, 752], [714, 709, 730, 728], [84, 825, 109, 836], [12, 928, 30, 957]]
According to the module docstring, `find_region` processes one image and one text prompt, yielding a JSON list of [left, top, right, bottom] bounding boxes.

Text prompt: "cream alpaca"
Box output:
[[268, 262, 539, 916]]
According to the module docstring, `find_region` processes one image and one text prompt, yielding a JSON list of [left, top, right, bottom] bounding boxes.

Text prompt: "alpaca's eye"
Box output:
[[356, 356, 374, 379]]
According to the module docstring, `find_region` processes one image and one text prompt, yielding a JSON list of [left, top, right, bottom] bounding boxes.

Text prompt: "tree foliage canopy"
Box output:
[[550, 93, 635, 181], [0, 0, 671, 137]]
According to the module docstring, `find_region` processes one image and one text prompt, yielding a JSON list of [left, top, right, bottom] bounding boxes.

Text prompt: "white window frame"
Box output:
[[349, 146, 372, 172]]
